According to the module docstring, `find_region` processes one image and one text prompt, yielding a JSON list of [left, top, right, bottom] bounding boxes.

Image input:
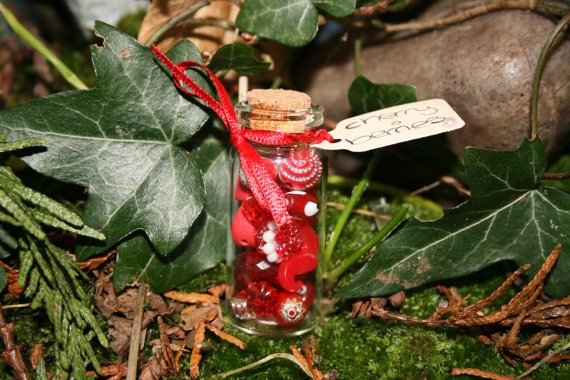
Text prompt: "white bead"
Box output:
[[304, 201, 319, 217], [262, 241, 277, 255], [266, 252, 280, 263], [263, 230, 276, 242]]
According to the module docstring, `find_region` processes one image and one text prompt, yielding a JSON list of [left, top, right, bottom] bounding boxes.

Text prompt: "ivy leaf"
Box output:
[[208, 42, 270, 76], [113, 137, 229, 293], [349, 75, 418, 114], [313, 0, 356, 17], [339, 138, 570, 299], [236, 0, 319, 47], [0, 22, 212, 258]]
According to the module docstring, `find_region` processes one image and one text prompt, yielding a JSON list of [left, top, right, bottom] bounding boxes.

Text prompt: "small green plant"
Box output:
[[0, 134, 107, 378]]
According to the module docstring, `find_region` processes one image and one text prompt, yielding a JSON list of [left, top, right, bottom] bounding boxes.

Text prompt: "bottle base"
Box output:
[[227, 315, 317, 337]]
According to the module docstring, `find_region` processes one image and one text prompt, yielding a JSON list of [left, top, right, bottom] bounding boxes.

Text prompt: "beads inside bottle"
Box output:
[[226, 90, 325, 336]]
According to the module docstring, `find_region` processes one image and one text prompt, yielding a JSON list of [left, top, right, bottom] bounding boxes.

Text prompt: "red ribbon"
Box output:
[[151, 45, 333, 228]]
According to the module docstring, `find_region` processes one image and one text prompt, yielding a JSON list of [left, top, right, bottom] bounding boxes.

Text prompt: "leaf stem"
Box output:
[[326, 205, 409, 285], [0, 3, 88, 90], [324, 151, 382, 266], [542, 171, 570, 180], [144, 0, 212, 47], [214, 352, 314, 378], [354, 35, 363, 76], [530, 13, 570, 139]]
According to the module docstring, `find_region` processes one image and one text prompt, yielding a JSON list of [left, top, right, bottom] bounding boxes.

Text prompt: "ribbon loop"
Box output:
[[151, 45, 332, 228]]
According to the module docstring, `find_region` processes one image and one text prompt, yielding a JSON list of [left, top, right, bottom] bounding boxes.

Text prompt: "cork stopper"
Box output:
[[244, 89, 312, 133]]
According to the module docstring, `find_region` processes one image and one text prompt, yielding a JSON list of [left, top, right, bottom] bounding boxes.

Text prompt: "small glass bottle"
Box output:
[[226, 89, 326, 336]]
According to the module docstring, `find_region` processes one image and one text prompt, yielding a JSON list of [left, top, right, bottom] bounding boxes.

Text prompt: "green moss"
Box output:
[[197, 327, 308, 379], [188, 264, 569, 379]]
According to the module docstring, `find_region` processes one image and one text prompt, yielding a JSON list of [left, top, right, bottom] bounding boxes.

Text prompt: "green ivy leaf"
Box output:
[[349, 75, 418, 115], [0, 22, 211, 258], [208, 43, 270, 76], [113, 137, 230, 292], [236, 0, 319, 47], [339, 138, 570, 299], [313, 0, 356, 17]]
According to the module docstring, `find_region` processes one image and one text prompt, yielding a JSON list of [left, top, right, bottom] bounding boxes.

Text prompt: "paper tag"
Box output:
[[313, 99, 464, 152]]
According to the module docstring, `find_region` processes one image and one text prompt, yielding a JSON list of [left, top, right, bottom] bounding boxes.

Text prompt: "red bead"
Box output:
[[255, 221, 281, 263], [274, 222, 302, 258], [246, 281, 278, 316], [235, 249, 278, 287], [285, 191, 319, 220], [276, 221, 318, 292], [231, 204, 258, 247], [241, 197, 270, 227], [235, 178, 252, 201], [274, 291, 309, 325], [256, 221, 311, 263], [297, 283, 315, 306], [278, 148, 323, 191], [298, 221, 319, 256], [277, 252, 317, 292]]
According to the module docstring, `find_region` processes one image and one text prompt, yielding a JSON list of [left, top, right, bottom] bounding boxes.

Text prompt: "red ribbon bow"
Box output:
[[151, 45, 333, 228]]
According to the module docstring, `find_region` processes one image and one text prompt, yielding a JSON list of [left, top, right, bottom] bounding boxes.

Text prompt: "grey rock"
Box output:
[[296, 10, 570, 159]]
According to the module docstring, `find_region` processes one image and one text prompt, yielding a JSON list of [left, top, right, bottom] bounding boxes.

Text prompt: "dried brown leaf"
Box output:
[[137, 0, 239, 53], [190, 322, 206, 379], [139, 357, 163, 380], [0, 261, 25, 295], [29, 343, 43, 370], [164, 290, 218, 305], [87, 364, 127, 379], [451, 367, 519, 379], [179, 306, 219, 331], [289, 336, 324, 380], [207, 324, 247, 349]]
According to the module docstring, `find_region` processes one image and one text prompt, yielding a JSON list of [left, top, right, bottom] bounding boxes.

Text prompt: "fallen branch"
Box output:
[[126, 284, 149, 380]]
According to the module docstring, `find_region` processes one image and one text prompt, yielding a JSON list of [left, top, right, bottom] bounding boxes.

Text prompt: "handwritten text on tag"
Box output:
[[313, 99, 464, 152]]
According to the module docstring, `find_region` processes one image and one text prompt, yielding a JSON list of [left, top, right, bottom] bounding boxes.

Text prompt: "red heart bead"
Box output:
[[231, 204, 258, 247]]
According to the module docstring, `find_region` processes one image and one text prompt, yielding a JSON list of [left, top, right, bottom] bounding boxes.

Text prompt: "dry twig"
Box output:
[[126, 284, 148, 380], [375, 0, 569, 33], [0, 303, 30, 380]]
